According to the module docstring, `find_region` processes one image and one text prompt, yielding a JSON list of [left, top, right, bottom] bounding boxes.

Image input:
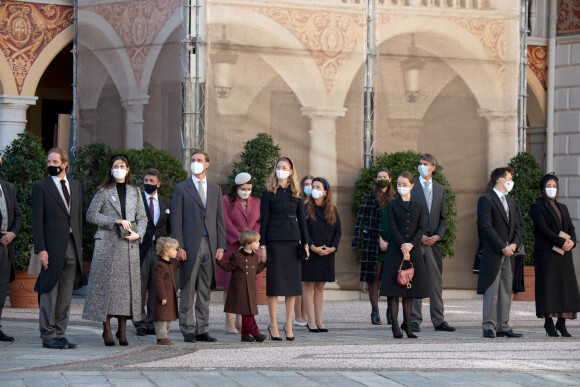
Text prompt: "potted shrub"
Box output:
[[2, 132, 46, 308], [509, 152, 544, 301]]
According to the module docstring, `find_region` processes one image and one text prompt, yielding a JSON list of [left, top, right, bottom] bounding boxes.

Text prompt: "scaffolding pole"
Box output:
[[363, 0, 376, 169], [517, 0, 529, 153], [69, 0, 78, 168], [182, 0, 207, 172]]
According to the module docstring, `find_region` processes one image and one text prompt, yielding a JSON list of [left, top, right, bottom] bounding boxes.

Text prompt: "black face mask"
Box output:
[[376, 179, 390, 189], [47, 165, 63, 177], [143, 184, 158, 194]]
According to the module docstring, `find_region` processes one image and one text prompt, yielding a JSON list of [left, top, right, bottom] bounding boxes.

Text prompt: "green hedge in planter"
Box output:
[[1, 132, 46, 271], [352, 151, 457, 259], [508, 152, 544, 265]]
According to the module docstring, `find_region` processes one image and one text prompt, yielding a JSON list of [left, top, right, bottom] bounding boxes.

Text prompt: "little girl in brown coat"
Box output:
[[152, 237, 180, 345], [216, 229, 267, 342]]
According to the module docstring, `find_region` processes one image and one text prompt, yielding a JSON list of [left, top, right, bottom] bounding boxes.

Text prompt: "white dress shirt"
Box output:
[[51, 175, 70, 211], [191, 175, 207, 201], [145, 191, 160, 226]]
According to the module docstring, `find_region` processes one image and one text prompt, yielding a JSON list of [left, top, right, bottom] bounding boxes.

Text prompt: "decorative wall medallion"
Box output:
[[0, 2, 73, 94], [527, 45, 547, 90]]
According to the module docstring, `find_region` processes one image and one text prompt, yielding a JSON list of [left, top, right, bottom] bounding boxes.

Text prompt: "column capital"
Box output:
[[0, 95, 38, 106], [121, 95, 150, 109], [301, 106, 347, 119]]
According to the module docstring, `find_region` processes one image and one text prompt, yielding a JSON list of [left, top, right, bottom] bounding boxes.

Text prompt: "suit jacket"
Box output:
[[0, 180, 22, 282], [140, 192, 172, 264], [171, 178, 226, 289], [476, 191, 523, 294], [32, 176, 84, 294], [411, 177, 447, 271], [259, 187, 308, 245]]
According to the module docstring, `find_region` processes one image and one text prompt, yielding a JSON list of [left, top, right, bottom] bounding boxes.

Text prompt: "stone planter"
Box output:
[[8, 270, 39, 308], [513, 265, 535, 301]]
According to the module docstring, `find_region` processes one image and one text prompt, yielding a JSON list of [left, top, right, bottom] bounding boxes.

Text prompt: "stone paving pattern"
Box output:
[[1, 297, 579, 386]]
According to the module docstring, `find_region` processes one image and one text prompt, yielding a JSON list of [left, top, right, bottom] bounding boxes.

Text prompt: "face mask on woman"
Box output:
[[545, 187, 557, 199], [276, 170, 290, 180], [112, 168, 127, 180], [376, 179, 390, 189], [237, 189, 251, 200], [311, 189, 324, 200], [303, 186, 312, 196], [397, 186, 410, 196]]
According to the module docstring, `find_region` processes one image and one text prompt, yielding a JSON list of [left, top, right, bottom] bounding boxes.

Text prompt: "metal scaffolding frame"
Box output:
[[363, 0, 377, 169], [517, 0, 530, 153], [69, 0, 78, 167]]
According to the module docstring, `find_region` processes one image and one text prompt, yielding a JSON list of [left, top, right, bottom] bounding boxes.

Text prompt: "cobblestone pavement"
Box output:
[[1, 297, 579, 386]]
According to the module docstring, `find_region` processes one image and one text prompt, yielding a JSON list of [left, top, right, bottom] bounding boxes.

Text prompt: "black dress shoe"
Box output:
[[59, 337, 77, 349], [0, 330, 15, 342], [183, 333, 196, 343], [136, 327, 147, 336], [434, 322, 456, 332], [43, 338, 66, 349], [195, 333, 217, 342], [482, 329, 495, 338], [241, 335, 255, 342], [411, 321, 421, 332], [146, 328, 156, 336], [496, 330, 523, 338]]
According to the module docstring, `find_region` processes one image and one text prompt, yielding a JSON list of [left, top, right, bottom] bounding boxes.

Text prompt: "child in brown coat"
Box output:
[[152, 237, 179, 345], [216, 229, 267, 342]]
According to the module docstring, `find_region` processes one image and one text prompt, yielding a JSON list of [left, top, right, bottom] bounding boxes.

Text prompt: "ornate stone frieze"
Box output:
[[527, 45, 546, 90], [83, 0, 181, 85], [0, 2, 73, 94]]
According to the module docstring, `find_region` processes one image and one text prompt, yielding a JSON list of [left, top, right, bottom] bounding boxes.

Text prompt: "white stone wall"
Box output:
[[554, 35, 580, 280]]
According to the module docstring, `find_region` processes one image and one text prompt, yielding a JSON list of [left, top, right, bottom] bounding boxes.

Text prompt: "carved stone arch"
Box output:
[[526, 70, 546, 127]]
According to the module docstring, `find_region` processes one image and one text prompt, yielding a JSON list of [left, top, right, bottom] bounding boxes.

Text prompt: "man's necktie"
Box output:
[[501, 195, 509, 220], [149, 197, 155, 223], [198, 181, 206, 207], [60, 179, 70, 206], [423, 181, 432, 213]]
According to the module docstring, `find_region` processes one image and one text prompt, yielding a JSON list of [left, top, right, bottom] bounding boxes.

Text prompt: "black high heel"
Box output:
[[392, 324, 403, 339], [307, 323, 319, 333], [556, 318, 572, 337], [283, 324, 295, 341], [544, 318, 559, 337], [268, 325, 282, 341], [401, 322, 417, 339]]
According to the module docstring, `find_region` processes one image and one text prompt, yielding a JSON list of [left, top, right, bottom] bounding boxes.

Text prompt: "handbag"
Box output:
[[117, 221, 137, 237], [397, 258, 414, 289]]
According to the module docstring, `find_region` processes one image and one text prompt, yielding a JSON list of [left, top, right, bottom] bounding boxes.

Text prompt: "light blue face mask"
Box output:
[[418, 165, 431, 178], [303, 186, 312, 196]]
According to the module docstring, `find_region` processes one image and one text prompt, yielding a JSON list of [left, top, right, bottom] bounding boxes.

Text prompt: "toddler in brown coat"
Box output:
[[216, 229, 267, 342], [152, 237, 179, 345]]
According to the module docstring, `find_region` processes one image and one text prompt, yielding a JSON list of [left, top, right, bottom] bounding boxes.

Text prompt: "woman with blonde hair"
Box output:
[[259, 157, 309, 341]]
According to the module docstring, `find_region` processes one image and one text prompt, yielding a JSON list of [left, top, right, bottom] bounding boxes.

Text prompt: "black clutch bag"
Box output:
[[117, 221, 137, 237]]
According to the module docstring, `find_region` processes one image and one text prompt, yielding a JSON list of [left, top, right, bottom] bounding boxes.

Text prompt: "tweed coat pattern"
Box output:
[[352, 191, 382, 282], [0, 180, 22, 283], [82, 185, 147, 322]]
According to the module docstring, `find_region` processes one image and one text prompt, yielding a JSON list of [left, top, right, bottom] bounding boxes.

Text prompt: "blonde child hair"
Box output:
[[239, 229, 260, 247], [155, 236, 179, 257]]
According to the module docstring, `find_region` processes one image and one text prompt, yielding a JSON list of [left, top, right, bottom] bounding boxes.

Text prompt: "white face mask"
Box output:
[[545, 187, 557, 199], [418, 165, 431, 178], [397, 186, 411, 196], [112, 168, 127, 180], [237, 189, 251, 200], [503, 180, 514, 194], [311, 189, 324, 200], [276, 170, 290, 180], [191, 162, 204, 175]]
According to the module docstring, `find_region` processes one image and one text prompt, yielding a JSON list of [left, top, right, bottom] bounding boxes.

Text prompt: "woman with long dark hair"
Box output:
[[530, 173, 579, 337], [82, 154, 147, 346], [352, 168, 396, 325], [302, 177, 341, 332], [294, 175, 314, 327]]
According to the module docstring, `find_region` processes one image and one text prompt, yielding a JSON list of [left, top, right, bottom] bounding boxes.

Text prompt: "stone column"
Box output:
[[301, 106, 347, 188], [122, 95, 149, 149], [478, 108, 518, 174], [0, 95, 38, 151]]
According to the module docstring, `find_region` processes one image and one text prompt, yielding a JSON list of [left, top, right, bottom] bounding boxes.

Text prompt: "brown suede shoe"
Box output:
[[156, 338, 175, 345]]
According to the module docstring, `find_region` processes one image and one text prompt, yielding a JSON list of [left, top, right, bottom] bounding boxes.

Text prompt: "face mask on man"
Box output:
[[276, 170, 290, 180], [376, 179, 390, 189], [418, 165, 431, 178], [191, 162, 204, 175], [503, 180, 514, 194], [143, 184, 157, 194], [237, 189, 251, 200], [397, 186, 411, 196], [311, 189, 324, 200], [303, 186, 312, 196], [545, 187, 557, 199], [47, 165, 63, 177], [112, 168, 127, 180]]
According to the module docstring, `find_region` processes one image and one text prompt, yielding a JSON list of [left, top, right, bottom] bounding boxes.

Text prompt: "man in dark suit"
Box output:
[[410, 154, 455, 333], [134, 168, 172, 336], [172, 149, 226, 343], [32, 148, 84, 349], [477, 167, 523, 338], [0, 153, 22, 342]]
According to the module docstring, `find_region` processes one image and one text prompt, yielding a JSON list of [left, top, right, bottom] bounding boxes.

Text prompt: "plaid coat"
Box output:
[[352, 191, 382, 282]]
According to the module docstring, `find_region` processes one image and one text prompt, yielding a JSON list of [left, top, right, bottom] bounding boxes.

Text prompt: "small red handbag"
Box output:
[[397, 258, 414, 289]]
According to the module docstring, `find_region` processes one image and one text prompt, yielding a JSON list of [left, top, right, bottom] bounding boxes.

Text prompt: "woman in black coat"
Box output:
[[302, 177, 341, 333], [529, 173, 579, 337], [380, 171, 428, 339], [352, 168, 396, 325], [260, 157, 309, 341]]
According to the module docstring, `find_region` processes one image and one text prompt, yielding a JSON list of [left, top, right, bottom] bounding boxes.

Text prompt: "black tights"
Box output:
[[368, 262, 383, 308], [387, 296, 412, 325]]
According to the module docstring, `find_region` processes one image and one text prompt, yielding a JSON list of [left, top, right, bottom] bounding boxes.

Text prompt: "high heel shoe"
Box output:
[[392, 323, 403, 339], [102, 317, 115, 346], [371, 307, 382, 325], [116, 316, 129, 346], [307, 323, 319, 333], [268, 325, 282, 341], [283, 323, 295, 341], [555, 318, 572, 337], [544, 318, 559, 337], [401, 322, 417, 339]]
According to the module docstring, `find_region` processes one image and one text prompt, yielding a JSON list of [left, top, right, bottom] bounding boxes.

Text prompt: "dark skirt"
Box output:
[[301, 252, 335, 282], [266, 241, 302, 296], [379, 244, 429, 298]]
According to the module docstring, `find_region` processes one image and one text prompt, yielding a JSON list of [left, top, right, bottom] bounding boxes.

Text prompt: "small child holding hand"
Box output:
[[152, 237, 180, 345], [216, 229, 267, 342]]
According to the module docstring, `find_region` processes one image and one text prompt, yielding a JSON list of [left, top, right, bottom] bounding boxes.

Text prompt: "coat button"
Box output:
[[246, 272, 248, 274]]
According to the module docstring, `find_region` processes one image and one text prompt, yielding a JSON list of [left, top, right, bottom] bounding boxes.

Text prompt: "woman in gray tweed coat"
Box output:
[[82, 154, 147, 346]]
